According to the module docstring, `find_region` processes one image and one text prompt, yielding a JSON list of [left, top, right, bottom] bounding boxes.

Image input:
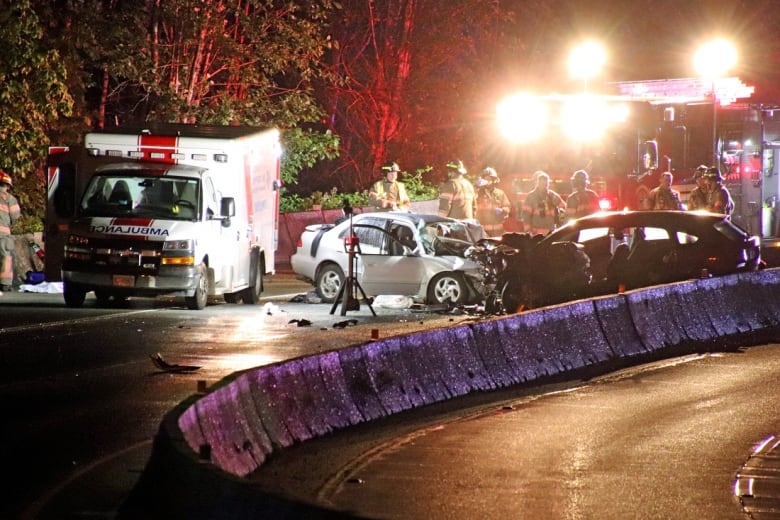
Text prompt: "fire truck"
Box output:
[[46, 124, 282, 309], [613, 78, 780, 255], [498, 77, 780, 259]]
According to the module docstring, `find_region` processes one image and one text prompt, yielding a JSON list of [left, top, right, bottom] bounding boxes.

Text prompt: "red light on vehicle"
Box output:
[[598, 198, 612, 211]]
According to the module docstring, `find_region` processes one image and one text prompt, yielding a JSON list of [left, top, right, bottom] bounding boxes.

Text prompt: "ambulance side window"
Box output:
[[204, 178, 218, 218]]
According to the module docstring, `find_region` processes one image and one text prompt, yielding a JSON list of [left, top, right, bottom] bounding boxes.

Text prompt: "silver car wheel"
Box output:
[[428, 273, 466, 304], [316, 263, 344, 303]]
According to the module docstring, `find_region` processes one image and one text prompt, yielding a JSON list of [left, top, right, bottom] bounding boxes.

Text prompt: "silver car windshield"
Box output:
[[80, 174, 200, 220]]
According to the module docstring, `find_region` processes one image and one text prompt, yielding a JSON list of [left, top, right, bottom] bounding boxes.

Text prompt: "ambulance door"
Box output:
[[202, 175, 234, 289], [45, 147, 81, 281]]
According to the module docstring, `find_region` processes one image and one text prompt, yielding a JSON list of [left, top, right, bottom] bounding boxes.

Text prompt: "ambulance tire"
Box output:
[[223, 292, 240, 304], [241, 250, 263, 304], [186, 265, 208, 310], [64, 282, 87, 308]]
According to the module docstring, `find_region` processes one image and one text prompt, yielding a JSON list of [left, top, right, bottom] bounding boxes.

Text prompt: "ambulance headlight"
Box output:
[[161, 239, 195, 266]]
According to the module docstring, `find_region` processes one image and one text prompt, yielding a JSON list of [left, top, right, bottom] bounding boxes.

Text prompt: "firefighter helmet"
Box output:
[[446, 159, 467, 174], [694, 164, 709, 179], [571, 169, 589, 187], [0, 170, 12, 187], [381, 162, 401, 173], [705, 167, 724, 182], [482, 167, 499, 181]]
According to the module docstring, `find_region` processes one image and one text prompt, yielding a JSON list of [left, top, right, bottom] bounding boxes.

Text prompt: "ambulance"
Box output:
[[46, 124, 281, 309]]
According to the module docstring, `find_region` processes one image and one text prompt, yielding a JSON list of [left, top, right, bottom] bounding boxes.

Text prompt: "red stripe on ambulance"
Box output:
[[138, 134, 178, 164]]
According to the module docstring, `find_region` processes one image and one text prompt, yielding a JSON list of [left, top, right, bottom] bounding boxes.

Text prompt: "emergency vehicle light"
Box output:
[[86, 147, 100, 157], [171, 153, 186, 160], [214, 154, 228, 163], [128, 151, 145, 159], [149, 152, 166, 160], [105, 150, 123, 157], [161, 256, 195, 266], [191, 154, 208, 161]]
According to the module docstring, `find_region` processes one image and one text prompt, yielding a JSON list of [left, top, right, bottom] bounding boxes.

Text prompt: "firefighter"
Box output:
[[687, 165, 709, 211], [566, 169, 600, 220], [647, 171, 683, 210], [369, 162, 411, 211], [522, 171, 565, 235], [438, 159, 476, 220], [0, 170, 21, 292], [475, 167, 511, 237], [703, 167, 734, 216]]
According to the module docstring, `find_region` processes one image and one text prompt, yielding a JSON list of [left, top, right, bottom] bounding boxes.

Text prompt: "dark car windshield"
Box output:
[[714, 219, 748, 241], [80, 174, 200, 220]]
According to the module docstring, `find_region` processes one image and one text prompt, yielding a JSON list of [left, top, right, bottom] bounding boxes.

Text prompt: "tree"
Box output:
[[0, 0, 73, 224], [311, 0, 517, 193]]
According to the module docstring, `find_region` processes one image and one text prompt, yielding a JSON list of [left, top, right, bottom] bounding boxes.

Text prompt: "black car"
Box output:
[[497, 210, 761, 311]]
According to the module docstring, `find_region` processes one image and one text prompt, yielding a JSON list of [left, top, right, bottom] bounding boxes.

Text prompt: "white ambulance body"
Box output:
[[46, 124, 281, 309]]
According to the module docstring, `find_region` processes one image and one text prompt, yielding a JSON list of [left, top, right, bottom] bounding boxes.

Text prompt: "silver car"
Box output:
[[290, 212, 485, 304]]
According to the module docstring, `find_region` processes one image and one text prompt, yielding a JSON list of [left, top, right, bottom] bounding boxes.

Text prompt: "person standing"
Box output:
[[0, 171, 21, 292], [704, 167, 734, 216], [438, 159, 476, 220], [369, 162, 411, 211], [687, 165, 709, 211], [647, 171, 684, 210], [566, 169, 600, 220], [522, 171, 565, 235], [475, 167, 512, 237]]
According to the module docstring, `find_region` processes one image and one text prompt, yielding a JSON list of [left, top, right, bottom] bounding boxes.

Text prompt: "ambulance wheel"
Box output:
[[241, 250, 263, 304], [186, 265, 208, 310], [64, 283, 87, 308], [315, 263, 344, 303]]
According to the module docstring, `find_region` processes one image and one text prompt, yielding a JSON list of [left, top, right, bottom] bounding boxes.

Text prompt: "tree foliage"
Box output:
[[0, 0, 73, 223]]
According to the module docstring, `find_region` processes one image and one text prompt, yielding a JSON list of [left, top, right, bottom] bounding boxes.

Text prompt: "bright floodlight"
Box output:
[[568, 40, 607, 80], [561, 94, 608, 141], [694, 39, 737, 78], [496, 93, 548, 143]]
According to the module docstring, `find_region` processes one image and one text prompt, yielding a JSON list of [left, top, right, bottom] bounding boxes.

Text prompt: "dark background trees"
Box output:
[[2, 0, 779, 224]]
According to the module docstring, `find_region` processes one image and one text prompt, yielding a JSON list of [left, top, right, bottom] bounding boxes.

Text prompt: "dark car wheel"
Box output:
[[315, 263, 344, 303], [427, 272, 468, 305]]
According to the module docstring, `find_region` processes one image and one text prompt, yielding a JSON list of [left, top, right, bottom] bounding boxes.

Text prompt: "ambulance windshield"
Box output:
[[80, 174, 200, 220]]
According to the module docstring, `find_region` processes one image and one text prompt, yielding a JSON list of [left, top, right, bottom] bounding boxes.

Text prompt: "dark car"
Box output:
[[497, 210, 761, 312]]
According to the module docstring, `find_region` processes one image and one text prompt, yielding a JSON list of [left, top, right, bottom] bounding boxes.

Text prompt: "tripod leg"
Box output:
[[329, 277, 349, 315], [353, 279, 377, 316]]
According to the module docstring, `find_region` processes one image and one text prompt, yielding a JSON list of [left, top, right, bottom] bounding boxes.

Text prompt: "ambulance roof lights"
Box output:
[[191, 153, 208, 161], [214, 154, 228, 163], [149, 152, 166, 160], [86, 147, 101, 157], [171, 153, 186, 160], [105, 149, 123, 157], [128, 151, 145, 159]]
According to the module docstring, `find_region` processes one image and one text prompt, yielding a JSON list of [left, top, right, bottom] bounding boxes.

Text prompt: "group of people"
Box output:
[[641, 165, 734, 216], [369, 159, 512, 237], [368, 159, 736, 240]]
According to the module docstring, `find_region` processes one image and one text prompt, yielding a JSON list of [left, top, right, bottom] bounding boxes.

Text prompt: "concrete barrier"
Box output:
[[126, 268, 780, 518]]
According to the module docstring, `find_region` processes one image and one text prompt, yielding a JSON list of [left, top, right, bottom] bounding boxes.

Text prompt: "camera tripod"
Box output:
[[330, 203, 376, 317]]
